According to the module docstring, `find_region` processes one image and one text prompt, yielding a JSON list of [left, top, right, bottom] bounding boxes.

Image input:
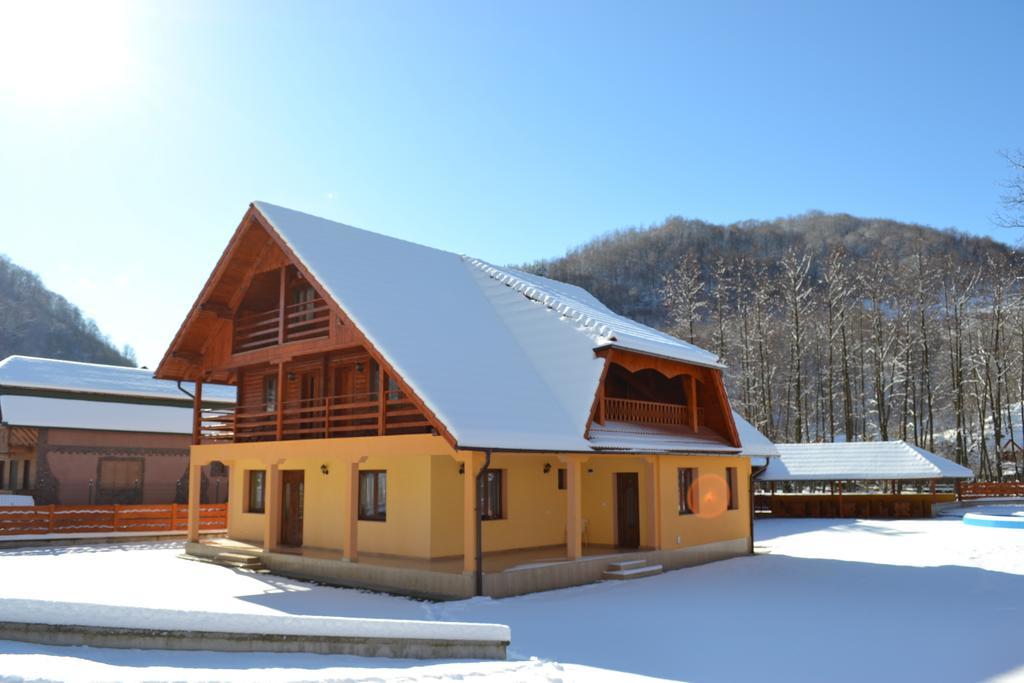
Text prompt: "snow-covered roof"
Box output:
[[758, 441, 974, 481], [0, 356, 235, 404], [0, 395, 196, 434], [239, 202, 771, 455]]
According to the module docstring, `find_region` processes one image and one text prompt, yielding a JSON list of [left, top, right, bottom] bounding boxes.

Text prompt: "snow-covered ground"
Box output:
[[1, 506, 1022, 682]]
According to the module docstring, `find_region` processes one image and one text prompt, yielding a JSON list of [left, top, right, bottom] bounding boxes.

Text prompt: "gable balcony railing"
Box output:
[[200, 391, 432, 444], [232, 299, 331, 354], [602, 397, 703, 428]]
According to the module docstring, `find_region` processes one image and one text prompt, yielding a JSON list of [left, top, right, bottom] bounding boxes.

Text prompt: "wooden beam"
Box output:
[[187, 462, 201, 542], [276, 361, 285, 441], [378, 370, 388, 436], [277, 266, 287, 345], [199, 302, 233, 319], [172, 351, 202, 363], [688, 374, 699, 431]]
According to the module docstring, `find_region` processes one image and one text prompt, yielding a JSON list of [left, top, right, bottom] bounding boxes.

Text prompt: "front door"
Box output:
[[280, 470, 304, 547], [615, 472, 640, 549]]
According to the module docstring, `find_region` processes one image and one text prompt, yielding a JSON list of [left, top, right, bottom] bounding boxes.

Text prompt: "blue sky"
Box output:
[[1, 0, 1022, 367]]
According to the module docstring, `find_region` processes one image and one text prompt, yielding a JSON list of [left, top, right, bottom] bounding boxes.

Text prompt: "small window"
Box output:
[[263, 375, 278, 412], [359, 470, 387, 521], [726, 467, 739, 510], [247, 470, 266, 513], [557, 468, 566, 490], [481, 469, 504, 520], [678, 467, 698, 515]]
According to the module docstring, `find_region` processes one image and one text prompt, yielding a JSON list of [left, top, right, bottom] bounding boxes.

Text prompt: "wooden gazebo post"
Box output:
[[836, 480, 843, 518]]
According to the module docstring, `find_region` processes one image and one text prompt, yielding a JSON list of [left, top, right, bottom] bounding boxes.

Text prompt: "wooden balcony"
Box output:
[[232, 299, 331, 354], [602, 397, 703, 428], [199, 391, 432, 444]]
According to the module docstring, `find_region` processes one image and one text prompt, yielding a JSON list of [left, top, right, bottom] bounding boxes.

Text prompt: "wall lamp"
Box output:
[[458, 463, 465, 475], [320, 464, 330, 476], [543, 463, 552, 474]]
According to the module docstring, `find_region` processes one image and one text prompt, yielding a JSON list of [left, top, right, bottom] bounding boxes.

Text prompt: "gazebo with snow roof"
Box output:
[[755, 441, 973, 518]]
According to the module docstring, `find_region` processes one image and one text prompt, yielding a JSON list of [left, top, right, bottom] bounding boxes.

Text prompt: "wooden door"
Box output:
[[334, 363, 356, 400], [615, 472, 640, 549], [280, 470, 304, 547]]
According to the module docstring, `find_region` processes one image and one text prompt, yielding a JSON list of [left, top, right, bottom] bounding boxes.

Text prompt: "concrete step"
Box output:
[[606, 559, 648, 571], [602, 564, 663, 580], [216, 552, 264, 569]]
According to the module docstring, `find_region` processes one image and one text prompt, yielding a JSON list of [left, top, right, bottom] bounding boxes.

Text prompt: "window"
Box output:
[[481, 469, 504, 520], [359, 470, 387, 521], [21, 460, 31, 490], [678, 467, 698, 515], [557, 468, 566, 490], [97, 458, 143, 504], [7, 461, 17, 491], [293, 285, 316, 321], [247, 470, 266, 513], [263, 375, 278, 412], [726, 467, 739, 510]]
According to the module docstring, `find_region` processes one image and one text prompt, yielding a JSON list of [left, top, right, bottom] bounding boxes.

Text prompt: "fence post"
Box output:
[[47, 504, 54, 533], [113, 504, 120, 532]]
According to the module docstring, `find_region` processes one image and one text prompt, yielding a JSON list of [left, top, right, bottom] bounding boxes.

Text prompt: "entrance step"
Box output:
[[215, 551, 266, 571], [602, 560, 663, 581]]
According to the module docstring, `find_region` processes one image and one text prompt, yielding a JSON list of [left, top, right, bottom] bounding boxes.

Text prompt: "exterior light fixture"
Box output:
[[543, 463, 552, 474], [356, 362, 364, 373], [320, 464, 329, 475], [459, 463, 465, 475], [287, 372, 296, 381]]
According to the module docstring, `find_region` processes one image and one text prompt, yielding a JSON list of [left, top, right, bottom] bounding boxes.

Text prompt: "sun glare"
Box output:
[[0, 0, 136, 105]]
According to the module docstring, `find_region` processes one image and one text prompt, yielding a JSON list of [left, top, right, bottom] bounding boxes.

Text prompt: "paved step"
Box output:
[[606, 559, 647, 571], [216, 552, 265, 570], [602, 563, 663, 580]]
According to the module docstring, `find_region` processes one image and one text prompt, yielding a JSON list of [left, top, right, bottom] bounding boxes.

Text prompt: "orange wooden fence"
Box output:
[[0, 503, 228, 536], [957, 482, 1024, 500], [754, 493, 956, 519]]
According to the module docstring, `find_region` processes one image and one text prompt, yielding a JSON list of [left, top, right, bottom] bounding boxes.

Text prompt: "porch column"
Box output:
[[561, 455, 587, 560], [264, 462, 281, 552], [339, 457, 363, 561], [460, 452, 481, 573], [186, 461, 202, 542], [643, 456, 660, 549], [191, 379, 203, 446]]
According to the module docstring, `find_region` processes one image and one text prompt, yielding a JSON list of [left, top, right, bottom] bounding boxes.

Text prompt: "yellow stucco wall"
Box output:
[[658, 454, 751, 549], [197, 438, 751, 559]]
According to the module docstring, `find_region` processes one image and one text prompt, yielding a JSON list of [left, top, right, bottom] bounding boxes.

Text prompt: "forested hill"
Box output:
[[521, 211, 1015, 329], [0, 255, 135, 366]]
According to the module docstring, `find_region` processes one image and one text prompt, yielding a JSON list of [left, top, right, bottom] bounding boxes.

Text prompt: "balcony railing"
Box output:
[[199, 391, 431, 444], [232, 299, 331, 354], [602, 397, 703, 428]]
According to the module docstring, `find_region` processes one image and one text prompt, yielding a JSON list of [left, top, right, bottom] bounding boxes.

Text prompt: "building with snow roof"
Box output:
[[0, 355, 235, 505], [158, 202, 776, 598]]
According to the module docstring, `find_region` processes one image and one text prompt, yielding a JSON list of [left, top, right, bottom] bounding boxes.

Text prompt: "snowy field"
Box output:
[[0, 505, 1022, 682]]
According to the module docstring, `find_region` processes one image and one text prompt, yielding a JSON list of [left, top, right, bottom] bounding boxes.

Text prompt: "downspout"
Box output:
[[475, 448, 492, 596], [748, 458, 770, 555], [176, 381, 195, 400]]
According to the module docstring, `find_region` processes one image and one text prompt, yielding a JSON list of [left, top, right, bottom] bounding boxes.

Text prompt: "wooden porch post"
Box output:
[[930, 479, 937, 496], [191, 379, 203, 446], [461, 452, 480, 573], [275, 362, 285, 441], [563, 455, 585, 560], [688, 375, 699, 431], [837, 480, 843, 518], [187, 461, 202, 542], [264, 462, 281, 552], [277, 266, 287, 344], [340, 457, 363, 561]]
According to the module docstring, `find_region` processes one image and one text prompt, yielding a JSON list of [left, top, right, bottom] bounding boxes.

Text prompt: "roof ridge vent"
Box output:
[[464, 257, 617, 341]]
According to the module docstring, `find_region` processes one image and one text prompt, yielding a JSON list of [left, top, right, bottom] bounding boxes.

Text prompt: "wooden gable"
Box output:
[[155, 205, 456, 448]]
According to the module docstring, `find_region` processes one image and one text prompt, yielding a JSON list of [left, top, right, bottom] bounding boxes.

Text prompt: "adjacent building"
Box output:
[[0, 356, 235, 504], [159, 202, 776, 597]]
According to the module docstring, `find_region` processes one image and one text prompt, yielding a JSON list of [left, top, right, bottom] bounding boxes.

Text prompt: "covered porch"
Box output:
[[182, 435, 679, 597]]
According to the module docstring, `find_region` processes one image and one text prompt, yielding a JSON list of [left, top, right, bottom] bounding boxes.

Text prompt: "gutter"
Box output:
[[475, 448, 492, 597], [748, 457, 770, 554]]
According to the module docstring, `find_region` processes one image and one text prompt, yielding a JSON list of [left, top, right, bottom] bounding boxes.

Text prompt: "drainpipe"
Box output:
[[475, 448, 492, 596], [176, 381, 195, 400], [749, 458, 770, 555]]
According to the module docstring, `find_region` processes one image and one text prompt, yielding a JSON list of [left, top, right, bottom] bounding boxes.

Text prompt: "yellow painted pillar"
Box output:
[[186, 461, 202, 542], [461, 453, 481, 573], [563, 455, 585, 560], [264, 462, 281, 552], [643, 456, 660, 549], [340, 458, 361, 561]]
